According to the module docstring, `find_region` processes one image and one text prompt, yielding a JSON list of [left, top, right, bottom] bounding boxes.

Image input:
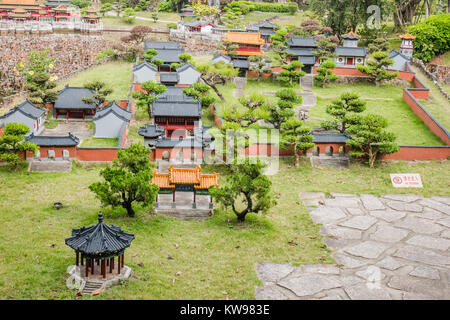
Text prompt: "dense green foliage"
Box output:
[[356, 51, 398, 86], [210, 159, 277, 222], [82, 80, 113, 108], [132, 80, 167, 119], [278, 60, 305, 87], [226, 1, 298, 15], [281, 118, 315, 168], [321, 92, 366, 133], [410, 13, 450, 62], [346, 114, 399, 168], [0, 123, 38, 170], [183, 83, 216, 109], [314, 60, 339, 88], [266, 88, 299, 129], [89, 144, 159, 217]]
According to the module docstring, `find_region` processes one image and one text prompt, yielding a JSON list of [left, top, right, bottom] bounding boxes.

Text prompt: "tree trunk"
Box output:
[[202, 77, 225, 101], [123, 201, 135, 217]]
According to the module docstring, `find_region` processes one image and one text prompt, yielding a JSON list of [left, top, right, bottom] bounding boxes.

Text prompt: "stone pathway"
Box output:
[[296, 75, 317, 120], [255, 193, 450, 300]]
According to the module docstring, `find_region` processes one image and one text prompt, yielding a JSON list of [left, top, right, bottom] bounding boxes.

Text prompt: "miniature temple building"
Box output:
[[152, 165, 219, 209], [93, 101, 131, 139], [143, 41, 184, 72], [334, 29, 366, 68], [399, 31, 416, 59], [247, 21, 279, 43], [286, 37, 317, 73], [0, 100, 45, 135], [133, 61, 158, 83], [178, 6, 197, 19], [82, 7, 99, 24], [222, 31, 265, 57], [65, 212, 135, 279], [53, 85, 97, 120]]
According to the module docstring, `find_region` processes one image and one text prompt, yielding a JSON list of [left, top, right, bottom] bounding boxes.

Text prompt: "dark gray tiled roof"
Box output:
[[0, 100, 44, 120], [180, 7, 194, 12], [93, 101, 131, 122], [287, 37, 317, 47], [133, 61, 158, 72], [335, 46, 367, 57], [179, 13, 198, 17], [144, 41, 181, 51], [157, 87, 193, 102], [288, 48, 315, 56], [176, 62, 198, 73], [26, 132, 80, 146], [212, 53, 231, 63], [65, 212, 135, 256], [153, 48, 185, 64], [160, 72, 179, 83], [54, 86, 96, 110], [152, 100, 201, 117], [232, 59, 250, 69], [297, 56, 316, 65], [138, 124, 165, 138], [155, 137, 204, 148], [248, 21, 279, 30], [313, 133, 350, 143], [258, 29, 277, 37]]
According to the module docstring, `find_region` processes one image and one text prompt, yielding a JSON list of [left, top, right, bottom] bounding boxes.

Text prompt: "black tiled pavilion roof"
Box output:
[[65, 212, 135, 257]]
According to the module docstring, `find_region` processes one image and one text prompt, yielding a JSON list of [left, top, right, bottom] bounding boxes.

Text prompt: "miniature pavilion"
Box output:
[[65, 212, 135, 279], [152, 165, 219, 208], [399, 31, 416, 59], [222, 31, 265, 57]]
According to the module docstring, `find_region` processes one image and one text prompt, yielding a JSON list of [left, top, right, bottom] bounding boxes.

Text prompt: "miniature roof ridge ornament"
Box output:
[[399, 30, 416, 40]]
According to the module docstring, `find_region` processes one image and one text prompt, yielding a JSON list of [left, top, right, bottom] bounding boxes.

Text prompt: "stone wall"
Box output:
[[411, 58, 449, 100]]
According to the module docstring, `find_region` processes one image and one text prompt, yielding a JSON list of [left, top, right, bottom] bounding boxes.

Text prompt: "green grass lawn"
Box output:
[[134, 11, 180, 22], [309, 83, 444, 146], [408, 65, 450, 131], [0, 158, 448, 299], [80, 137, 119, 148], [57, 61, 133, 102], [101, 16, 153, 27]]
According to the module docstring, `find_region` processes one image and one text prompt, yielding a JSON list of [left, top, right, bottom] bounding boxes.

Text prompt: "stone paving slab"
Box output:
[[256, 193, 450, 300]]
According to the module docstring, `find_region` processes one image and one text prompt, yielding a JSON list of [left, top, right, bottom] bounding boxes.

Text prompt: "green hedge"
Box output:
[[226, 1, 298, 15], [410, 13, 450, 63]]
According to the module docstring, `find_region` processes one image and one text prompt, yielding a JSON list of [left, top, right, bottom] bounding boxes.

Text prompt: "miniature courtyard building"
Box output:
[[247, 21, 279, 43], [0, 0, 75, 21], [151, 87, 202, 137], [212, 53, 232, 65], [133, 61, 158, 83], [93, 102, 131, 139], [138, 124, 165, 148], [45, 0, 71, 8], [159, 72, 179, 86], [334, 29, 366, 68], [25, 133, 79, 160], [399, 31, 416, 59], [181, 20, 216, 33], [286, 37, 317, 73], [176, 63, 201, 86], [0, 100, 45, 135], [152, 165, 219, 209], [388, 49, 412, 72], [65, 212, 135, 279], [53, 85, 96, 120], [143, 41, 184, 72], [178, 6, 197, 19], [222, 31, 265, 57]]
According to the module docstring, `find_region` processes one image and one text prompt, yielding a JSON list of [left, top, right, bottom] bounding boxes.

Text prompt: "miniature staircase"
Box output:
[[82, 281, 103, 295], [301, 74, 314, 91]]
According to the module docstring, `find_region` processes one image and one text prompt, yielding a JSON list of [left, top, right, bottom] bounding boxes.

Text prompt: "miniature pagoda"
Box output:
[[65, 212, 135, 279], [399, 31, 416, 59]]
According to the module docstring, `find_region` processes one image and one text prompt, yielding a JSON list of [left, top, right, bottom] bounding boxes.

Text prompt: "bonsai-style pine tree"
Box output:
[[82, 80, 113, 109], [132, 80, 167, 119], [356, 51, 398, 86], [314, 59, 339, 88], [346, 114, 399, 168], [278, 60, 305, 87], [312, 37, 338, 62], [281, 118, 315, 168], [218, 40, 239, 57], [89, 144, 159, 217], [321, 92, 366, 133], [0, 123, 38, 170], [267, 88, 301, 129], [196, 62, 238, 102], [142, 49, 158, 63], [209, 158, 277, 222], [178, 53, 192, 64], [183, 82, 216, 108], [249, 56, 272, 81], [222, 94, 269, 128], [367, 38, 389, 55]]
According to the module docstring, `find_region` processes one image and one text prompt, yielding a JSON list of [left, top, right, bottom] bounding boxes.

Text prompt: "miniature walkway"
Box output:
[[296, 74, 317, 119], [29, 160, 72, 172], [255, 193, 450, 300]]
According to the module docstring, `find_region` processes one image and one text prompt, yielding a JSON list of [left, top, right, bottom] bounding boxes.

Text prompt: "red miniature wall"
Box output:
[[0, 124, 4, 137], [312, 67, 368, 77], [403, 89, 449, 145], [381, 146, 450, 160], [247, 71, 272, 78], [25, 146, 77, 159], [76, 148, 119, 161], [119, 100, 129, 110]]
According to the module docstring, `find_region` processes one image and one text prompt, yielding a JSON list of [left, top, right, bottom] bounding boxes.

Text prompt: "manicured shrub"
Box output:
[[410, 13, 450, 63]]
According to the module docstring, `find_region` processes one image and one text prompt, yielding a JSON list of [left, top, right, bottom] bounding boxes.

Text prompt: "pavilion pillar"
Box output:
[[172, 189, 176, 208], [102, 259, 106, 279], [85, 259, 89, 277], [192, 189, 196, 208], [91, 259, 94, 275], [76, 252, 79, 266], [67, 111, 69, 120], [118, 256, 121, 274], [81, 254, 84, 266], [121, 254, 124, 268], [109, 258, 112, 273]]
